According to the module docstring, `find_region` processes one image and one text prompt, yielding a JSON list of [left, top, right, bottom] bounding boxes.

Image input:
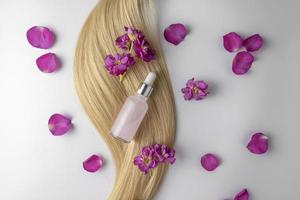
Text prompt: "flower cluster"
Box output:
[[181, 78, 208, 100], [223, 32, 263, 75], [104, 27, 155, 78], [133, 144, 176, 174]]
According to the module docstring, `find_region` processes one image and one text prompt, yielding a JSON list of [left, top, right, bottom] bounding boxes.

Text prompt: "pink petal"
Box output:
[[36, 53, 61, 73], [234, 189, 249, 200], [232, 51, 254, 75], [243, 34, 263, 52], [247, 132, 269, 154], [164, 23, 188, 45], [83, 154, 103, 173], [200, 153, 220, 171], [223, 32, 243, 52], [48, 113, 72, 136], [26, 26, 55, 49]]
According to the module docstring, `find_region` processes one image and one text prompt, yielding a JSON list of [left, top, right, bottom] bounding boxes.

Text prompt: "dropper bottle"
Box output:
[[110, 72, 156, 143]]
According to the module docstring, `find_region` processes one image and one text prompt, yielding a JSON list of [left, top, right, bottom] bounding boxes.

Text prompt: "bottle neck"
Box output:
[[136, 83, 153, 98]]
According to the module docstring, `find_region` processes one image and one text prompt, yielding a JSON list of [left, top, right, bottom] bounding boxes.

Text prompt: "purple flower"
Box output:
[[200, 153, 220, 171], [36, 52, 61, 73], [243, 34, 263, 52], [223, 32, 243, 53], [125, 26, 144, 41], [134, 146, 158, 174], [48, 113, 72, 136], [247, 132, 269, 154], [234, 189, 249, 200], [232, 51, 254, 75], [115, 34, 131, 50], [133, 38, 155, 62], [104, 53, 135, 76], [181, 78, 208, 100], [164, 23, 188, 45], [26, 26, 55, 49], [153, 144, 176, 164], [83, 154, 103, 173]]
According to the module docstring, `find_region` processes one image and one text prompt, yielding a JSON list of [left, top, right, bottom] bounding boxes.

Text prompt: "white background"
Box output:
[[1, 0, 300, 199]]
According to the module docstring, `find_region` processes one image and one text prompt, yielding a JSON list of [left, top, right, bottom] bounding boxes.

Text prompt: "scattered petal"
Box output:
[[83, 154, 103, 173], [244, 34, 263, 52], [234, 189, 249, 200], [247, 132, 269, 154], [104, 53, 135, 76], [164, 23, 188, 45], [48, 113, 72, 136], [181, 78, 208, 100], [36, 53, 61, 73], [200, 153, 220, 171], [26, 26, 55, 49], [223, 32, 243, 52], [232, 51, 254, 75]]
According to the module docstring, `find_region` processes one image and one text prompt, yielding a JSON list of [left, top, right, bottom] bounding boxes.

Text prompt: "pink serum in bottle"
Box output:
[[110, 72, 156, 143]]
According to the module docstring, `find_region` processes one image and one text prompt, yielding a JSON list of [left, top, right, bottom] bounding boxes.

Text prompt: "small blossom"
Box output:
[[200, 153, 220, 171], [243, 34, 263, 52], [134, 146, 158, 174], [134, 144, 176, 174], [133, 38, 155, 62], [104, 53, 135, 76], [181, 78, 208, 100], [83, 154, 103, 173], [48, 113, 72, 136], [153, 144, 176, 164], [164, 23, 188, 45], [36, 52, 61, 73], [125, 26, 144, 41], [223, 32, 243, 53], [234, 189, 249, 200], [232, 51, 254, 75], [26, 26, 55, 49], [247, 132, 269, 154], [115, 34, 131, 50]]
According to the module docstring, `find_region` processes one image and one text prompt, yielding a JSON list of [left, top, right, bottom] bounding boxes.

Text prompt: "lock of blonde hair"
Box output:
[[73, 0, 176, 199]]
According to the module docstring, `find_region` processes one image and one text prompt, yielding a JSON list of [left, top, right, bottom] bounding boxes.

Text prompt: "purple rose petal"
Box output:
[[223, 32, 243, 52], [48, 113, 72, 136], [26, 26, 55, 49], [83, 154, 103, 173], [36, 53, 61, 73], [164, 23, 188, 45], [244, 34, 263, 52], [234, 189, 249, 200], [200, 153, 220, 171], [247, 132, 269, 154], [232, 51, 254, 75]]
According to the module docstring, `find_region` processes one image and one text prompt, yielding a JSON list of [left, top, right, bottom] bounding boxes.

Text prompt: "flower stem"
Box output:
[[119, 72, 126, 82]]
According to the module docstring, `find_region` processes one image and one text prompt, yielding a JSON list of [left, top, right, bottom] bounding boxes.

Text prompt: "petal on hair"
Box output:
[[36, 53, 61, 73], [26, 26, 55, 49], [48, 113, 72, 136]]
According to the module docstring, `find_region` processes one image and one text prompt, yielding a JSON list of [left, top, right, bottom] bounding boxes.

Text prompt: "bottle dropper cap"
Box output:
[[137, 72, 156, 97]]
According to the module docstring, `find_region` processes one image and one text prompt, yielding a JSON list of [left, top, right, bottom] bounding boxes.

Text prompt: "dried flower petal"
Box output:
[[26, 26, 55, 49], [36, 53, 61, 73], [48, 113, 72, 136], [223, 32, 243, 52], [243, 34, 263, 52], [164, 23, 188, 45], [104, 53, 135, 76], [115, 34, 131, 50], [234, 189, 249, 200], [247, 132, 269, 154], [200, 153, 220, 171], [83, 154, 103, 173], [181, 78, 208, 100], [232, 51, 254, 75], [153, 144, 176, 164]]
